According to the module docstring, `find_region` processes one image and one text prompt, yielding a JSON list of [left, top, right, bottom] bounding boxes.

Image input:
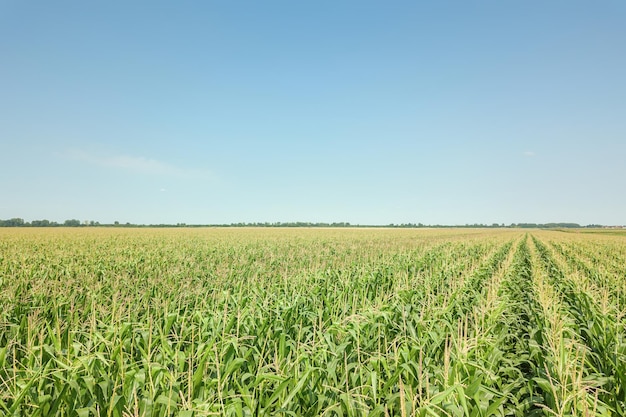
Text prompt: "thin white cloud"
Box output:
[[64, 149, 214, 180], [523, 151, 535, 157]]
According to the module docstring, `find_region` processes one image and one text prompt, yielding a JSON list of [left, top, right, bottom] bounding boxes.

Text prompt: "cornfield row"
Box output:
[[0, 228, 624, 416]]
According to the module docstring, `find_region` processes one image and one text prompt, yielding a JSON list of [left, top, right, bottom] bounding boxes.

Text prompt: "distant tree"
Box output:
[[64, 219, 81, 227], [31, 219, 51, 227], [13, 218, 25, 226], [1, 218, 26, 227]]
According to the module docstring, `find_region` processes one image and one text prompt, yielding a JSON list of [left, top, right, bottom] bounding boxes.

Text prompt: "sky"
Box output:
[[1, 1, 625, 225]]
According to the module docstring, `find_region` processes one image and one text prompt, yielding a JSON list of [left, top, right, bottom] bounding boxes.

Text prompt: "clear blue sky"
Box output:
[[1, 1, 625, 225]]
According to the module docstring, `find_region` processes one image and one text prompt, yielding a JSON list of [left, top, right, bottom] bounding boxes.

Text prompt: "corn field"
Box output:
[[1, 228, 625, 416]]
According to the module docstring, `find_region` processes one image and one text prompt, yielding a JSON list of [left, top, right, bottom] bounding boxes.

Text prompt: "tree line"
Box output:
[[0, 218, 612, 228], [0, 218, 98, 227]]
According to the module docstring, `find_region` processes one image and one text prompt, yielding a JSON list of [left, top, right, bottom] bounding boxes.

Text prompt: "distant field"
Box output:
[[559, 228, 626, 236], [1, 228, 625, 416]]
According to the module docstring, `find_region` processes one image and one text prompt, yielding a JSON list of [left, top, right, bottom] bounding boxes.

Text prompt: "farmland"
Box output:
[[1, 228, 625, 416]]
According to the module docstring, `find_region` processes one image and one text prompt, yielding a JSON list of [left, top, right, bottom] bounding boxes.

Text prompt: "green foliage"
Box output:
[[0, 228, 624, 416]]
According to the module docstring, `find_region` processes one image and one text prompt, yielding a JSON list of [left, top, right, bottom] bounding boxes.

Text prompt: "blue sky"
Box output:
[[1, 1, 625, 225]]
